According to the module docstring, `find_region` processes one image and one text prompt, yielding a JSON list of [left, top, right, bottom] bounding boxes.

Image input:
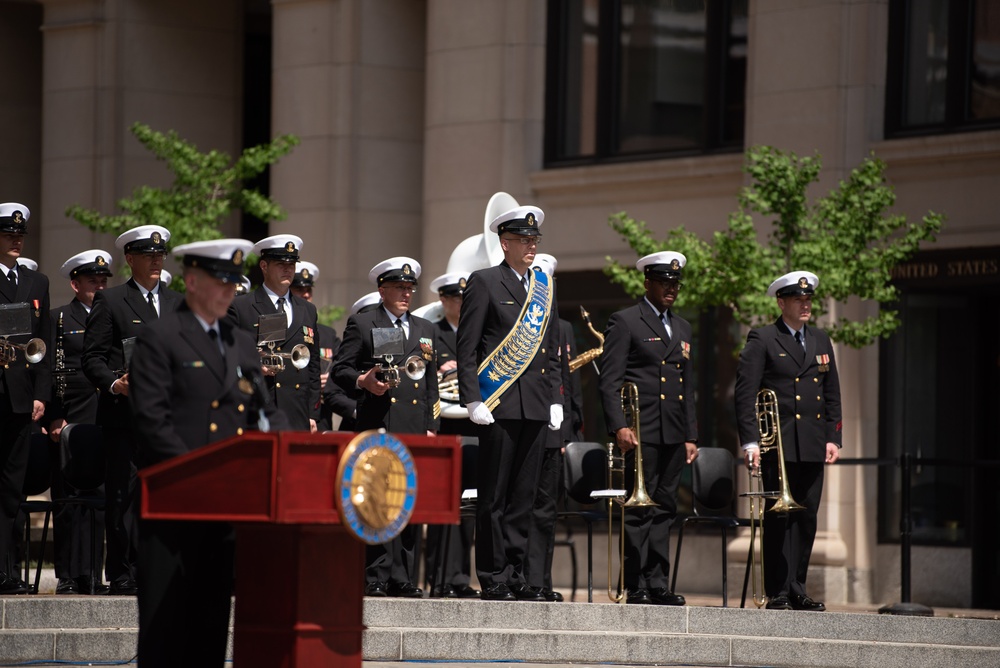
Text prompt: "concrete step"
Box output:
[[1, 595, 998, 667]]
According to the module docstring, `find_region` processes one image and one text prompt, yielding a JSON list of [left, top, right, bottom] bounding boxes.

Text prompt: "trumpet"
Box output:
[[569, 306, 603, 373], [260, 342, 310, 374], [374, 354, 426, 388], [0, 337, 47, 366], [599, 382, 658, 603], [743, 388, 804, 608]]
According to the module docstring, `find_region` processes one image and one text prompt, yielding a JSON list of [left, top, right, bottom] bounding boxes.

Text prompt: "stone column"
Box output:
[[39, 0, 243, 303], [270, 0, 427, 311]]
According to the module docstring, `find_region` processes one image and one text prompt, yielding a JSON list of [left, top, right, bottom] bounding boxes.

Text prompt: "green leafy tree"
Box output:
[[605, 145, 945, 349], [66, 122, 300, 289]]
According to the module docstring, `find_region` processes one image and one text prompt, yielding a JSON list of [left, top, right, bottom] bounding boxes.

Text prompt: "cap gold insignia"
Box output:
[[151, 231, 162, 244], [459, 277, 467, 288], [12, 211, 23, 224], [403, 264, 412, 275], [285, 241, 295, 253], [232, 249, 244, 265], [670, 259, 680, 270], [96, 256, 106, 266], [238, 377, 254, 395], [302, 269, 310, 278], [799, 277, 809, 289], [526, 213, 536, 226]]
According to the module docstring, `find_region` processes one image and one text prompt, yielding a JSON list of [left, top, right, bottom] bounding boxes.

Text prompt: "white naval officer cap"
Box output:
[[60, 249, 114, 279], [489, 205, 544, 236], [767, 270, 819, 298], [350, 291, 382, 315], [636, 251, 686, 280], [236, 275, 252, 296], [369, 256, 421, 286], [531, 253, 558, 277], [252, 234, 302, 262], [159, 269, 172, 286], [0, 202, 29, 234], [172, 238, 253, 284], [293, 260, 320, 287], [429, 271, 468, 297], [17, 258, 38, 272], [115, 225, 170, 254]]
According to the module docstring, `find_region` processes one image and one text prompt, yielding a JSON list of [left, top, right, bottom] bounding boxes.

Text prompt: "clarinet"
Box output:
[[55, 311, 67, 401]]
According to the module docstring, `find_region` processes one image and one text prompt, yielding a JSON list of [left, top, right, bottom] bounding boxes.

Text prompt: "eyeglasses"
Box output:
[[653, 279, 682, 291], [383, 284, 415, 293], [504, 236, 542, 247]]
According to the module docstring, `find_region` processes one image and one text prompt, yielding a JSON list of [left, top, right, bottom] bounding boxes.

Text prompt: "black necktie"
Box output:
[[521, 275, 529, 293], [394, 318, 402, 327], [661, 311, 671, 341], [146, 291, 157, 319], [795, 330, 804, 350], [208, 328, 224, 357], [277, 297, 286, 313], [5, 269, 15, 289]]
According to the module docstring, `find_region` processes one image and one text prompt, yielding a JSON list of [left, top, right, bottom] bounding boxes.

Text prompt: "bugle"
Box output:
[[374, 354, 426, 388], [260, 342, 310, 374], [598, 381, 658, 603], [743, 387, 804, 608], [0, 337, 46, 365], [569, 306, 603, 373]]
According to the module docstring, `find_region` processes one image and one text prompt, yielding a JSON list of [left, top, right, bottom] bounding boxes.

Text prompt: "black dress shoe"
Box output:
[[76, 576, 109, 596], [365, 581, 388, 597], [387, 582, 423, 598], [626, 588, 652, 604], [649, 587, 685, 606], [108, 577, 138, 596], [510, 583, 545, 601], [790, 594, 826, 611], [766, 595, 793, 610], [541, 589, 564, 602], [56, 578, 80, 595], [454, 584, 480, 599], [0, 572, 30, 595], [430, 583, 458, 598], [481, 583, 516, 601]]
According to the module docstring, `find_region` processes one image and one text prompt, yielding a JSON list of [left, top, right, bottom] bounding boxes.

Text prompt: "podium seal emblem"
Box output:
[[336, 430, 418, 544]]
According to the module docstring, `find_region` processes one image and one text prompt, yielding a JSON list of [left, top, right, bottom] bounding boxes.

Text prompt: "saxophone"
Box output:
[[568, 305, 604, 373], [55, 311, 67, 400]]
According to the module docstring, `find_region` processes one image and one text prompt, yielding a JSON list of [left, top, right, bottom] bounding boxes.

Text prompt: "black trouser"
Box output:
[[475, 419, 545, 588], [103, 428, 139, 584], [0, 395, 31, 574], [365, 524, 419, 586], [49, 438, 105, 582], [138, 519, 235, 667], [622, 442, 686, 590], [526, 445, 563, 590], [762, 457, 824, 599]]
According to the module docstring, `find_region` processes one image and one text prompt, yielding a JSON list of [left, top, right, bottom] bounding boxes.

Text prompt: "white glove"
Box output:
[[548, 403, 564, 431], [468, 400, 495, 425]]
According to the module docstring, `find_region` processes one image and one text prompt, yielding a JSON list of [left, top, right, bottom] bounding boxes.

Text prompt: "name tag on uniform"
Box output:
[[132, 319, 142, 324], [778, 353, 787, 357]]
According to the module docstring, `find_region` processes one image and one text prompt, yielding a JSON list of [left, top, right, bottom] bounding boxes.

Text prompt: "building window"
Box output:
[[544, 0, 747, 166], [886, 0, 1000, 136]]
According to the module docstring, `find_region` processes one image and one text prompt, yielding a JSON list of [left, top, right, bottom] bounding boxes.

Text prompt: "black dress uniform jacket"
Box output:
[[129, 303, 287, 667], [48, 299, 99, 424], [599, 299, 698, 445], [455, 263, 561, 419], [734, 319, 842, 461], [332, 306, 440, 434], [0, 265, 52, 412], [226, 288, 321, 431], [82, 278, 183, 424]]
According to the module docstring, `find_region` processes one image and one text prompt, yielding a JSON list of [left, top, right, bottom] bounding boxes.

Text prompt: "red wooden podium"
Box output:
[[139, 431, 461, 668]]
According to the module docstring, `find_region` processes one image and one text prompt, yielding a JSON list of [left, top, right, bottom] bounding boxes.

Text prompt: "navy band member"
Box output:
[[456, 202, 563, 602], [423, 271, 479, 599], [734, 270, 842, 612], [83, 224, 181, 595], [0, 203, 52, 595], [321, 292, 379, 432], [130, 239, 287, 667], [226, 234, 321, 432], [598, 251, 698, 606], [46, 249, 114, 595], [290, 260, 342, 431], [333, 257, 440, 597]]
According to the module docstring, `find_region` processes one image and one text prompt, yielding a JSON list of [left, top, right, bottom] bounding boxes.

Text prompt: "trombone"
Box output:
[[743, 387, 804, 608], [596, 381, 658, 603], [0, 337, 47, 366]]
